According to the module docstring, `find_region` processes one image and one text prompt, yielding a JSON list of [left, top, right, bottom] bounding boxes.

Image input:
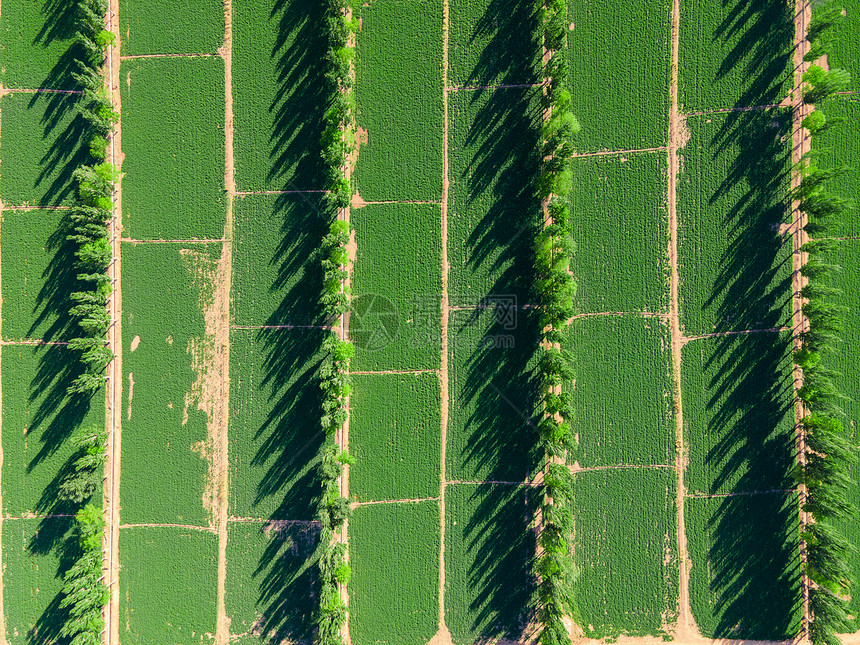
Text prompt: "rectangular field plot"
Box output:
[[681, 332, 794, 496], [120, 56, 226, 239], [1, 209, 77, 342], [231, 194, 327, 327], [563, 315, 673, 468], [349, 502, 439, 645], [572, 468, 678, 639], [118, 526, 218, 644], [445, 483, 535, 644], [677, 111, 792, 337], [567, 0, 670, 152], [677, 0, 792, 112], [233, 0, 327, 192], [448, 0, 538, 87], [827, 0, 860, 83], [0, 0, 80, 90], [229, 329, 325, 522], [0, 92, 88, 206], [354, 0, 443, 201], [447, 307, 540, 482], [119, 0, 223, 55], [685, 493, 801, 640], [2, 344, 103, 516], [225, 520, 319, 644], [121, 243, 222, 526], [570, 153, 669, 314], [816, 96, 860, 237], [447, 88, 541, 303], [350, 203, 441, 372], [350, 372, 440, 502], [2, 517, 74, 645]]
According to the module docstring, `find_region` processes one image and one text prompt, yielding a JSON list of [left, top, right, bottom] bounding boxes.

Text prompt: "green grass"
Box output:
[[570, 153, 669, 314], [2, 518, 74, 645], [682, 332, 795, 496], [567, 0, 670, 151], [447, 307, 540, 483], [448, 0, 538, 87], [121, 243, 220, 526], [120, 57, 226, 239], [350, 203, 441, 371], [0, 92, 88, 206], [0, 0, 80, 90], [232, 0, 327, 191], [678, 0, 793, 112], [231, 194, 327, 327], [448, 87, 541, 304], [354, 1, 444, 201], [119, 0, 223, 55], [2, 344, 103, 516], [349, 502, 439, 645], [572, 468, 678, 639], [1, 209, 78, 341], [225, 521, 319, 643], [229, 329, 325, 522], [816, 96, 860, 238], [445, 483, 535, 644], [350, 373, 440, 502], [562, 315, 674, 468], [118, 526, 218, 644], [677, 111, 793, 337], [686, 493, 802, 639]]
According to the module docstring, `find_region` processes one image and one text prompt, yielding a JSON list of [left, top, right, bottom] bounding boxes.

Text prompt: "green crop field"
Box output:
[[563, 315, 673, 467], [118, 527, 219, 644], [349, 502, 439, 645], [570, 153, 669, 314], [119, 0, 223, 56], [120, 56, 226, 240], [568, 0, 671, 152], [572, 468, 678, 639], [817, 97, 860, 237], [353, 0, 443, 202], [349, 372, 440, 501]]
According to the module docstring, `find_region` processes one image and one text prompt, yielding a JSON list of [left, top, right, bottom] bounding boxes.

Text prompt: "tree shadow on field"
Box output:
[[692, 1, 802, 637], [462, 0, 540, 87]]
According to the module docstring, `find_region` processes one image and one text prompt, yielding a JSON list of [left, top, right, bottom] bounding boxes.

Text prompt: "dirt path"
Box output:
[[0, 121, 8, 645], [680, 327, 788, 345], [212, 0, 234, 642], [429, 1, 453, 644], [665, 0, 697, 639], [571, 146, 668, 158], [104, 0, 124, 641], [119, 53, 215, 60], [790, 0, 812, 637]]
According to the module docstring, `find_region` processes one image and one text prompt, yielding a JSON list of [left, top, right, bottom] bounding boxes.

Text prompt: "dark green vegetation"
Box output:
[[120, 56, 226, 239], [119, 0, 223, 55], [349, 373, 441, 501], [572, 469, 678, 639], [567, 0, 671, 151], [353, 1, 443, 201], [349, 502, 439, 645]]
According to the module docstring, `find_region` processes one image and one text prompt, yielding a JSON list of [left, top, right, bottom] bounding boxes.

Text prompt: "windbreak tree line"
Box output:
[[533, 0, 581, 643], [795, 3, 855, 644], [316, 2, 357, 644]]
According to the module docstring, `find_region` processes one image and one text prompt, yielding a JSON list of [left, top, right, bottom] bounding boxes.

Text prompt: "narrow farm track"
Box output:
[[105, 0, 124, 641], [0, 79, 8, 645], [571, 146, 668, 158], [680, 327, 789, 345]]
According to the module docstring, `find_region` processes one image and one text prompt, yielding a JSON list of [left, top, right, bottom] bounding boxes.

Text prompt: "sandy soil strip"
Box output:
[[119, 53, 216, 60], [429, 1, 453, 644], [350, 497, 440, 508], [351, 369, 439, 375], [666, 0, 697, 639], [120, 237, 226, 243], [572, 146, 668, 159], [119, 523, 217, 533], [680, 326, 788, 345], [212, 0, 235, 642], [104, 0, 124, 642]]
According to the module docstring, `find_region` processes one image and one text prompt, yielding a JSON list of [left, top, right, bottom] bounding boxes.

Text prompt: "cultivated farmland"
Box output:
[[1, 0, 859, 644]]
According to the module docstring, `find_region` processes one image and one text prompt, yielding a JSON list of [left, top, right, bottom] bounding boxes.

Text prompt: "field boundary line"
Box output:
[[120, 237, 226, 243], [568, 311, 670, 322], [119, 523, 217, 532], [351, 497, 440, 508], [685, 104, 782, 117], [235, 189, 327, 195], [351, 368, 438, 375], [0, 76, 7, 645], [354, 199, 442, 205], [231, 324, 331, 330], [681, 326, 788, 345], [228, 516, 321, 525], [0, 339, 71, 346], [119, 53, 216, 60], [0, 87, 82, 95], [571, 146, 668, 159], [104, 0, 124, 642], [685, 489, 795, 499], [447, 479, 539, 487], [448, 83, 542, 91], [4, 513, 77, 520], [568, 463, 674, 474], [3, 204, 72, 211]]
